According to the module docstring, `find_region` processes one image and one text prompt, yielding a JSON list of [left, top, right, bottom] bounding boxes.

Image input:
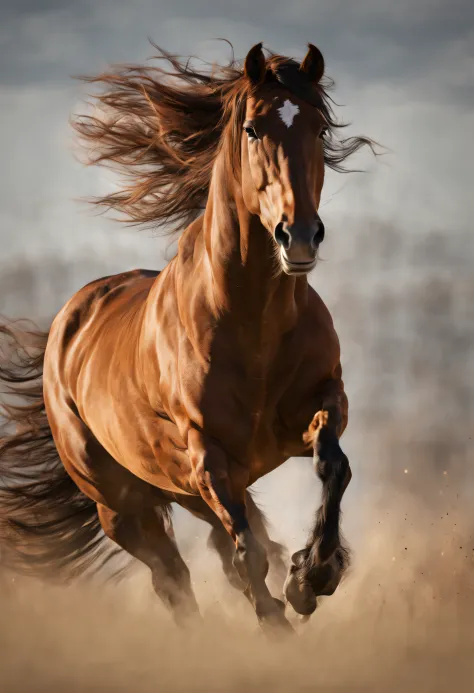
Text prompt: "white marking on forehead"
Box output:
[[277, 99, 300, 128]]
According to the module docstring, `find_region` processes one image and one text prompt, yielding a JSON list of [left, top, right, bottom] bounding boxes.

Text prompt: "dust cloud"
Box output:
[[2, 486, 474, 693], [1, 217, 473, 692]]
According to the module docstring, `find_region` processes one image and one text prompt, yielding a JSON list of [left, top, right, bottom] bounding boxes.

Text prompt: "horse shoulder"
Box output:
[[273, 290, 345, 455], [300, 286, 341, 371]]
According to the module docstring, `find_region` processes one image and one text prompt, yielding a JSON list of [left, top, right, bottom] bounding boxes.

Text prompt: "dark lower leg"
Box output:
[[188, 430, 292, 632], [182, 491, 287, 594], [207, 522, 246, 590], [246, 492, 288, 594], [174, 494, 245, 591], [285, 400, 352, 616], [308, 414, 351, 563], [97, 503, 199, 625]]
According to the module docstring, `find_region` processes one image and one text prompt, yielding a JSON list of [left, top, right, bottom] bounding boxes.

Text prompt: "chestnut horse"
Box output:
[[0, 43, 374, 632]]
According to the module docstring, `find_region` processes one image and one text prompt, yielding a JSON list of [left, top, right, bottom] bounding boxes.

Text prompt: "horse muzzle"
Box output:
[[275, 217, 324, 275]]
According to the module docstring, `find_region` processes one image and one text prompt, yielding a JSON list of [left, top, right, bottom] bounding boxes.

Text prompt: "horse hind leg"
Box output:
[[45, 395, 199, 626], [97, 503, 200, 627]]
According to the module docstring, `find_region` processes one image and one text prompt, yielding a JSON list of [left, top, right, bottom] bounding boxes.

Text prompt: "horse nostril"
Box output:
[[312, 221, 325, 247], [275, 222, 291, 250]]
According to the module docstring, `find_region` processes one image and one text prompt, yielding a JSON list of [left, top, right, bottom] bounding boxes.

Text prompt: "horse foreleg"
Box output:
[[179, 491, 288, 598], [209, 492, 289, 599], [245, 491, 288, 596], [188, 429, 293, 634], [284, 382, 352, 617]]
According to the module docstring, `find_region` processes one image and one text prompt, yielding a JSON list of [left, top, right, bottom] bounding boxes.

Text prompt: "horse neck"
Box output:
[[200, 154, 308, 334]]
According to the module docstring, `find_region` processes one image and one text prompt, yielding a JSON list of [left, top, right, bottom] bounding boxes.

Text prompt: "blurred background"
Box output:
[[1, 2, 474, 691]]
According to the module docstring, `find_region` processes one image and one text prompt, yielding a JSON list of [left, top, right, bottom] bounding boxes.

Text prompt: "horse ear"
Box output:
[[299, 43, 325, 83], [244, 42, 266, 85]]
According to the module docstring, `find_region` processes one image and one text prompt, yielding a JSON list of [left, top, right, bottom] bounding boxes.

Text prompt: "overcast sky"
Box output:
[[1, 0, 473, 270]]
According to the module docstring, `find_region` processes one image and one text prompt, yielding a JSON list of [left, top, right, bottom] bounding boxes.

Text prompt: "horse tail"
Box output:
[[0, 319, 121, 580]]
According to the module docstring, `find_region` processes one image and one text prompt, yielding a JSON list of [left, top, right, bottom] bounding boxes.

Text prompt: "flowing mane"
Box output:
[[73, 42, 375, 235]]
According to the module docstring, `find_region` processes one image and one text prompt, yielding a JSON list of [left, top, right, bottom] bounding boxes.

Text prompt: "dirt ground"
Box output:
[[1, 427, 473, 693]]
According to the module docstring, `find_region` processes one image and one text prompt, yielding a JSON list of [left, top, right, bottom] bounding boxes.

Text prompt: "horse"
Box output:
[[0, 42, 374, 633]]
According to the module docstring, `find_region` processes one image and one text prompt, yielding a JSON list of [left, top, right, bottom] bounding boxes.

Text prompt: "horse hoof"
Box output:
[[308, 552, 344, 597], [284, 546, 346, 616], [283, 571, 317, 616]]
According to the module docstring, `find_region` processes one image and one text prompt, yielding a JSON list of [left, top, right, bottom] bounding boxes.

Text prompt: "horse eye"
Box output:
[[244, 125, 258, 140]]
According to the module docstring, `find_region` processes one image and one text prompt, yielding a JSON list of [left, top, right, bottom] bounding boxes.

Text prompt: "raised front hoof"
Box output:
[[283, 571, 317, 617], [307, 552, 344, 597], [284, 550, 345, 616]]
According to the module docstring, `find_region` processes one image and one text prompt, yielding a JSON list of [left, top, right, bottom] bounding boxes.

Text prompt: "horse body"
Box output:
[[0, 42, 373, 633]]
